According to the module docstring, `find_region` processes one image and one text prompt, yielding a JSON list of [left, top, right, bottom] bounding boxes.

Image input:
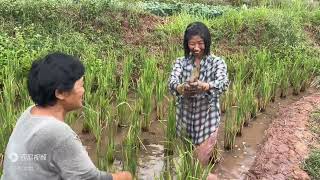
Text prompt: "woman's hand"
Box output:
[[177, 83, 198, 96], [112, 171, 132, 180], [189, 80, 210, 92], [177, 81, 209, 96]]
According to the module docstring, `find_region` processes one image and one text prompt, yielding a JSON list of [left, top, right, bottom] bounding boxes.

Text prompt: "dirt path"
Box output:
[[246, 90, 320, 180]]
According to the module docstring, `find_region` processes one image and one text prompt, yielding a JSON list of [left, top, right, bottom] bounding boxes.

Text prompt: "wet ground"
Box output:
[[214, 89, 309, 179], [247, 89, 320, 180], [72, 88, 318, 179]]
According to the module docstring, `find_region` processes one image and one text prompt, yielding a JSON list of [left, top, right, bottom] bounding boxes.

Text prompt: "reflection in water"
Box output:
[[113, 144, 165, 180], [138, 144, 164, 180]]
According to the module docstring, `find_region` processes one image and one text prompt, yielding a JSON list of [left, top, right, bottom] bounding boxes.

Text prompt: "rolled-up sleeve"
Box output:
[[51, 134, 113, 180], [208, 57, 229, 96], [168, 58, 183, 96]]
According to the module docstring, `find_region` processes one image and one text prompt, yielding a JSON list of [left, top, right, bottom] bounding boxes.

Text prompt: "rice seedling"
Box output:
[[290, 54, 304, 95], [269, 59, 281, 102], [165, 98, 176, 155], [83, 104, 101, 141], [156, 69, 167, 120], [98, 119, 115, 171], [232, 81, 245, 136], [137, 57, 156, 131], [0, 67, 18, 155], [257, 71, 272, 111], [117, 56, 133, 126], [223, 86, 238, 150], [278, 58, 290, 98], [122, 100, 142, 176], [299, 56, 317, 92], [237, 88, 253, 134], [174, 140, 214, 179]]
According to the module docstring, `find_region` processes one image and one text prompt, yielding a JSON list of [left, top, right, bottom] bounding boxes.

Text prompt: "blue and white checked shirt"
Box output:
[[168, 54, 229, 145]]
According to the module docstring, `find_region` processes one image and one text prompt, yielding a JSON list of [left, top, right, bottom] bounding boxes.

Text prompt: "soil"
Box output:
[[246, 89, 320, 180], [121, 13, 167, 47], [214, 88, 317, 179]]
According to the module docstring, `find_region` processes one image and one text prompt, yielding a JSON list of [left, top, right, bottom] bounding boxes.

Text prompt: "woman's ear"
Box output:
[[55, 89, 66, 100]]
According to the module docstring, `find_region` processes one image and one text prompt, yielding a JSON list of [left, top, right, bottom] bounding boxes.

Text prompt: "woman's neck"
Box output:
[[194, 56, 202, 66], [31, 105, 66, 122]]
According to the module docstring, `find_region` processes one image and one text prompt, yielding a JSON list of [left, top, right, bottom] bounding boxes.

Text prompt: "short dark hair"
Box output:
[[183, 22, 211, 58], [27, 52, 85, 107]]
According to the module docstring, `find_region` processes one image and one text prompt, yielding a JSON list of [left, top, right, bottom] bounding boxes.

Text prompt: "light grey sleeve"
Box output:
[[51, 134, 113, 180]]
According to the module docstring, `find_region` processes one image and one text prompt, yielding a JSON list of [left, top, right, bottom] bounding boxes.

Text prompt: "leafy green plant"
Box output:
[[139, 1, 226, 18]]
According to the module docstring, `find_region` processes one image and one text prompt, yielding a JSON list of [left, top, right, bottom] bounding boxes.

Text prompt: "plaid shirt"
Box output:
[[168, 54, 229, 145]]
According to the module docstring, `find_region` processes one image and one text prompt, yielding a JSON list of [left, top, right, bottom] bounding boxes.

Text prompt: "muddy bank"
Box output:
[[214, 89, 316, 179], [246, 90, 320, 180]]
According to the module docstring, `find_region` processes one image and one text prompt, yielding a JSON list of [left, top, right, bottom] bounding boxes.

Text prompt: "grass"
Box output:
[[303, 150, 320, 180], [303, 109, 320, 179]]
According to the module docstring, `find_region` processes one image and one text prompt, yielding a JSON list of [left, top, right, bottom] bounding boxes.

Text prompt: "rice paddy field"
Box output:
[[0, 0, 320, 179]]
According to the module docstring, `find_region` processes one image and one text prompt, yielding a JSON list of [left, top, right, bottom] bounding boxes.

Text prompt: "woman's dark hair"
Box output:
[[183, 21, 211, 58], [27, 52, 85, 107]]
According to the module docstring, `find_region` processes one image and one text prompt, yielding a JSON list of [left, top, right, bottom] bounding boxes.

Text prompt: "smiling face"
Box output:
[[56, 77, 85, 112], [188, 35, 205, 58]]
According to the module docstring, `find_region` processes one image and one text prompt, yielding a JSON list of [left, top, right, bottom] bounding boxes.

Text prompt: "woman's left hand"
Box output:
[[188, 80, 210, 93]]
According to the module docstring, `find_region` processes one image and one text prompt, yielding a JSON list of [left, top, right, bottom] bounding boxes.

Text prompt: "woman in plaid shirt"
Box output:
[[168, 22, 229, 166]]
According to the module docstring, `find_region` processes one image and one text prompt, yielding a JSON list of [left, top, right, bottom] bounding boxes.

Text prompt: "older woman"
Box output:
[[2, 52, 132, 180], [168, 22, 229, 165]]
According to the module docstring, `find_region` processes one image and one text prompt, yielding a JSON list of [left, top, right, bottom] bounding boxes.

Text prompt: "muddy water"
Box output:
[[73, 90, 310, 180], [214, 115, 272, 179]]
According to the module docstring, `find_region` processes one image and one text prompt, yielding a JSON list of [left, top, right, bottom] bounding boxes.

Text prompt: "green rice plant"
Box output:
[[100, 97, 116, 165], [251, 50, 273, 111], [82, 64, 95, 133], [278, 58, 290, 98], [285, 47, 317, 95], [299, 56, 317, 92], [232, 81, 245, 136], [174, 140, 214, 179], [117, 56, 133, 126], [137, 57, 156, 131], [165, 98, 176, 155], [98, 103, 116, 171], [290, 60, 304, 95], [100, 53, 117, 96], [247, 83, 259, 120], [83, 104, 102, 142], [156, 69, 167, 120], [257, 71, 272, 111], [224, 104, 238, 150], [240, 84, 255, 126], [220, 87, 233, 113], [122, 101, 142, 176], [269, 59, 281, 102], [65, 111, 80, 126], [0, 67, 18, 156]]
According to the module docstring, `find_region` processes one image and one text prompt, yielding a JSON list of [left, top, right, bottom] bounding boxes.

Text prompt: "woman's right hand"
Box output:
[[112, 171, 133, 180], [177, 83, 197, 96]]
